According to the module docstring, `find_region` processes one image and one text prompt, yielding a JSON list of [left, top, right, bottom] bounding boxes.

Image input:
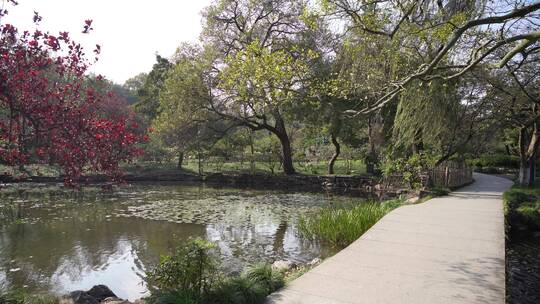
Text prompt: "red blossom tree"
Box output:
[[0, 1, 145, 185]]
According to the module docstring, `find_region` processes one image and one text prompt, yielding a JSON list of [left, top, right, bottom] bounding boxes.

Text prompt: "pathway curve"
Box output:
[[267, 173, 513, 304]]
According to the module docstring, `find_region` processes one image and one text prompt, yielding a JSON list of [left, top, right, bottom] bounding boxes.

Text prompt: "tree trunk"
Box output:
[[530, 152, 536, 185], [328, 133, 340, 175], [273, 116, 296, 175], [177, 151, 184, 170], [277, 133, 295, 175], [505, 144, 512, 156], [518, 157, 533, 186], [366, 117, 376, 174], [518, 124, 539, 186], [249, 130, 255, 173], [197, 150, 203, 175]]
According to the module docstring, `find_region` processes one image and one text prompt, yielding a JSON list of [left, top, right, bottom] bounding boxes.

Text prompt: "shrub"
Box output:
[[504, 187, 540, 232], [209, 277, 267, 304], [243, 264, 284, 294], [146, 238, 218, 298], [146, 290, 200, 304], [299, 200, 401, 248], [146, 241, 285, 304], [472, 154, 519, 169], [206, 264, 283, 304], [428, 187, 450, 197], [381, 153, 434, 189]]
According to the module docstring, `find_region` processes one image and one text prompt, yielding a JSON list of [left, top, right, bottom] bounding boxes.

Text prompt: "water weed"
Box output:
[[299, 199, 402, 248]]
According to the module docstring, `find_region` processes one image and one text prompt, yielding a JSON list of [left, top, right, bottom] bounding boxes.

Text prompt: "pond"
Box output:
[[0, 183, 345, 300]]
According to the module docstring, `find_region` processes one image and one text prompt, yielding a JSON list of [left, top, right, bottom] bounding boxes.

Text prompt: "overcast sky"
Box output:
[[2, 0, 212, 84]]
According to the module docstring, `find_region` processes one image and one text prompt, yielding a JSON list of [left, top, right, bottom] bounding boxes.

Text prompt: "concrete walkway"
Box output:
[[268, 173, 513, 304]]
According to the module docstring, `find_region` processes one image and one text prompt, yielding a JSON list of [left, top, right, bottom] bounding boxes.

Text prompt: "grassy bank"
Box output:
[[503, 185, 540, 232], [1, 160, 366, 183], [503, 182, 540, 304], [122, 159, 366, 176], [299, 199, 404, 248]]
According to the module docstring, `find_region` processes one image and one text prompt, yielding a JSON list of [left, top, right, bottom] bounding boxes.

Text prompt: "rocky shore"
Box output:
[[61, 285, 142, 304], [61, 259, 322, 304]]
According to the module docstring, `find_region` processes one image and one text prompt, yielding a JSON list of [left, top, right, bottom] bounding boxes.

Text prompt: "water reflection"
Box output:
[[0, 184, 339, 300]]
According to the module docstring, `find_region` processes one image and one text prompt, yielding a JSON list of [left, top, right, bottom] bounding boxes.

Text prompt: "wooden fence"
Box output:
[[382, 161, 473, 191], [428, 161, 473, 188]]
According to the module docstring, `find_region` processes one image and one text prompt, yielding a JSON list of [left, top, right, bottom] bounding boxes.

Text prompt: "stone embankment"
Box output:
[[0, 172, 385, 196]]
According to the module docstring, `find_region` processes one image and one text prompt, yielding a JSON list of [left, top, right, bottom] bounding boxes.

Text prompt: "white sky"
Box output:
[[2, 0, 212, 84]]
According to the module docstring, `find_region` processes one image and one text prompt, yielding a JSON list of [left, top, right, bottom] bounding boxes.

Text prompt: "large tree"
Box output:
[[199, 0, 318, 175], [134, 55, 172, 124], [155, 43, 238, 172], [482, 60, 540, 186], [323, 0, 540, 114]]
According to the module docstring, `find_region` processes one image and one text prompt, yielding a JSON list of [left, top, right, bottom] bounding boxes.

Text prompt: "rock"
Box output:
[[307, 258, 322, 267], [87, 285, 117, 302], [272, 260, 296, 272], [101, 297, 129, 304], [406, 196, 419, 204], [59, 298, 74, 304], [68, 291, 99, 304]]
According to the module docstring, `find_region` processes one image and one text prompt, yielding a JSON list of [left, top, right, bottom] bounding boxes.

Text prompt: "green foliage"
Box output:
[[243, 264, 285, 294], [146, 238, 218, 297], [207, 264, 284, 304], [146, 290, 200, 304], [504, 186, 540, 232], [299, 200, 401, 248], [427, 187, 450, 197], [381, 152, 434, 189], [134, 55, 172, 124], [220, 42, 315, 108], [393, 79, 461, 154], [471, 154, 519, 169], [0, 291, 58, 304], [209, 277, 267, 304], [146, 240, 285, 304]]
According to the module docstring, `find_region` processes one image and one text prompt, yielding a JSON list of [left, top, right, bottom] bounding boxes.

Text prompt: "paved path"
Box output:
[[268, 173, 513, 304]]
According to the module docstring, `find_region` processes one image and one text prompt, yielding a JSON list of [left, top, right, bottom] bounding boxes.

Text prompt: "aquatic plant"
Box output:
[[299, 199, 402, 248]]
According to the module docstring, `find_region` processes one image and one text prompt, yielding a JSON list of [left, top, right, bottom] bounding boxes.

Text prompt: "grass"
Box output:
[[299, 199, 403, 248], [0, 159, 366, 181], [122, 159, 366, 177], [206, 264, 284, 304], [503, 184, 540, 232], [0, 164, 61, 178], [147, 264, 285, 304], [0, 291, 58, 304]]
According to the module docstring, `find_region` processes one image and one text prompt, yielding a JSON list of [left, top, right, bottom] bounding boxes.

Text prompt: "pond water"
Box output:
[[0, 183, 344, 300]]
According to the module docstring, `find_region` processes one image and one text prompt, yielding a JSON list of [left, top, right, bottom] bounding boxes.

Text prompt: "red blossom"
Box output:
[[82, 19, 93, 33], [0, 3, 145, 185], [32, 11, 42, 23]]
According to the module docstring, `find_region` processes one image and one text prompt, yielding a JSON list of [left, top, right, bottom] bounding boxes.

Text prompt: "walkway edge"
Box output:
[[267, 173, 513, 304]]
